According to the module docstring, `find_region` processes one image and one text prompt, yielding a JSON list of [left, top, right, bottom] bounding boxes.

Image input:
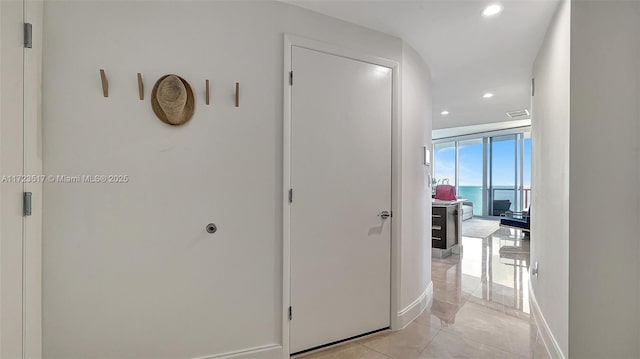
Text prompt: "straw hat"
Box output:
[[151, 75, 194, 126]]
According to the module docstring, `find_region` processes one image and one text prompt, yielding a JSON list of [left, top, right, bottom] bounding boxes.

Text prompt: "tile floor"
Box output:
[[299, 225, 550, 359]]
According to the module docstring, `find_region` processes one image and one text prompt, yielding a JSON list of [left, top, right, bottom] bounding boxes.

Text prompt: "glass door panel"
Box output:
[[490, 135, 516, 216], [458, 138, 483, 215], [523, 135, 532, 210]]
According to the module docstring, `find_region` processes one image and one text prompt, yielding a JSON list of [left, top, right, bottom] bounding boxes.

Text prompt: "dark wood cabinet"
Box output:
[[432, 204, 459, 250]]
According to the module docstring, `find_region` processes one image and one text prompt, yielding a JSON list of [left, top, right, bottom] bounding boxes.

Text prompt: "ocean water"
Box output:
[[457, 186, 517, 216], [458, 186, 483, 215]]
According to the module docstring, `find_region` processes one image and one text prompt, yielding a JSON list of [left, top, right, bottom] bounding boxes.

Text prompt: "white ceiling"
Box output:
[[285, 0, 559, 129], [433, 119, 531, 140]]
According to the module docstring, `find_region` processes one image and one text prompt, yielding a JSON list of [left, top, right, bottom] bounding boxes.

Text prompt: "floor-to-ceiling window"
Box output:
[[433, 129, 531, 217], [458, 138, 484, 215], [433, 141, 456, 186]]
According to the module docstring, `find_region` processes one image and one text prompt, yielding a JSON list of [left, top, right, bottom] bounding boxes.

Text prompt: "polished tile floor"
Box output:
[[300, 225, 549, 359]]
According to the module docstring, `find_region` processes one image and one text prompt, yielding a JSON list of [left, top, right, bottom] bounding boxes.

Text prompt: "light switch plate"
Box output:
[[424, 147, 431, 166]]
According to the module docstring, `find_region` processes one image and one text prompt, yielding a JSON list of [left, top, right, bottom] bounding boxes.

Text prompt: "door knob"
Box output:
[[379, 210, 391, 220]]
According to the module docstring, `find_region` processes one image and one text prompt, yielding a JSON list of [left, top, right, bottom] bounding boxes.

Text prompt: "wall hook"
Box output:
[[206, 80, 210, 105], [235, 82, 239, 107], [99, 69, 108, 98], [137, 73, 144, 100]]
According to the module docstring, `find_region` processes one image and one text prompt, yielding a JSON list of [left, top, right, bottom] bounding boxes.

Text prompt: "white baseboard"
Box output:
[[195, 344, 283, 359], [529, 281, 566, 359], [396, 281, 434, 329]]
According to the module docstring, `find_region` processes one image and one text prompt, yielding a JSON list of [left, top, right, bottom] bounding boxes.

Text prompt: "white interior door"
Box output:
[[289, 46, 392, 354]]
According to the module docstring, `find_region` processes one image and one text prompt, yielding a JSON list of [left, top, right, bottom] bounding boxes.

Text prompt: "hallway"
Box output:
[[302, 228, 548, 358]]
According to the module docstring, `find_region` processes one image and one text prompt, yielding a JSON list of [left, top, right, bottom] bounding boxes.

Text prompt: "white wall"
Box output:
[[532, 1, 640, 357], [568, 1, 640, 357], [42, 1, 432, 358], [530, 0, 570, 355], [399, 42, 432, 325]]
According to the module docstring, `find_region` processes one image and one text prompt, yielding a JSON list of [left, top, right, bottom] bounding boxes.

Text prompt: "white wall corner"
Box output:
[[396, 281, 433, 330], [194, 344, 283, 359], [529, 282, 566, 359]]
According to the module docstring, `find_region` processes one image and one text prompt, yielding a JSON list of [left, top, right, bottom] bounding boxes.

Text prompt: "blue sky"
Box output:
[[434, 137, 531, 187]]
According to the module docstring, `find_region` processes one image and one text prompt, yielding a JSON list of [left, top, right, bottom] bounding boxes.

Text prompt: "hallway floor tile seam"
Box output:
[[423, 329, 530, 359], [352, 343, 394, 359], [464, 291, 531, 321], [350, 342, 394, 359], [357, 321, 444, 359], [429, 296, 531, 358], [437, 326, 528, 359], [431, 290, 474, 316], [419, 328, 449, 353], [436, 298, 532, 358], [456, 279, 529, 318]]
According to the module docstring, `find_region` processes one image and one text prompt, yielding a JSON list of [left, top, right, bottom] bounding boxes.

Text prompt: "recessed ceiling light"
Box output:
[[483, 92, 494, 99], [441, 110, 450, 115], [482, 4, 503, 17]]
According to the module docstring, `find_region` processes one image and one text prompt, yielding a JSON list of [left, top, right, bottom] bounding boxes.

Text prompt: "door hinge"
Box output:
[[289, 71, 293, 86], [23, 192, 32, 216], [531, 78, 535, 97], [288, 306, 292, 321], [288, 188, 293, 203], [24, 23, 32, 49]]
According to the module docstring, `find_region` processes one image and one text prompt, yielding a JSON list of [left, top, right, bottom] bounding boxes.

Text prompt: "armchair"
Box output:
[[499, 208, 530, 239], [492, 200, 512, 216]]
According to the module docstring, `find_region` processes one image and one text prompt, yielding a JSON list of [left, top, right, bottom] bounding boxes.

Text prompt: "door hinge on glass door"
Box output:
[[24, 23, 32, 49], [288, 306, 292, 321], [289, 71, 293, 86], [288, 188, 293, 204]]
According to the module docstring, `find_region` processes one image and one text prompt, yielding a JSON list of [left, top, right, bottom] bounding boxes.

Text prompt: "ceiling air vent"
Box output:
[[507, 109, 530, 118]]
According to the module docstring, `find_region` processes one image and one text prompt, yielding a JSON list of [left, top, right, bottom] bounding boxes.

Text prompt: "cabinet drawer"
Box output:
[[432, 214, 445, 227], [433, 207, 447, 217], [432, 235, 446, 249]]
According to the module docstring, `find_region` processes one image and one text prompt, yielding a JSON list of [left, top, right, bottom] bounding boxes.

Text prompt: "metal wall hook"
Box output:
[[235, 82, 239, 107], [99, 69, 108, 97], [206, 79, 210, 105], [137, 73, 144, 100]]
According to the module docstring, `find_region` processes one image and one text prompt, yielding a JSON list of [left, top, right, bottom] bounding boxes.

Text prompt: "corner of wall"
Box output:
[[396, 40, 433, 331], [530, 0, 570, 355], [529, 282, 566, 359], [396, 281, 433, 330]]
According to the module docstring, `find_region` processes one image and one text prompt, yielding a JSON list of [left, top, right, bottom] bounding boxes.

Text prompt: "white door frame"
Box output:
[[282, 34, 402, 356], [0, 0, 42, 357], [23, 0, 44, 357]]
